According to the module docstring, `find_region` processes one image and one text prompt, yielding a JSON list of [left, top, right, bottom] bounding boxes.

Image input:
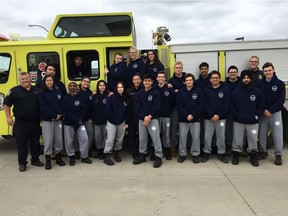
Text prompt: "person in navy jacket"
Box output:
[[223, 65, 241, 156], [63, 81, 92, 166], [133, 73, 163, 168], [78, 76, 94, 156], [177, 73, 204, 163], [145, 50, 164, 84], [38, 74, 65, 170], [126, 47, 146, 88], [105, 52, 127, 92], [231, 70, 265, 166], [167, 61, 186, 156], [103, 82, 131, 166], [36, 64, 66, 95], [155, 71, 175, 160], [91, 80, 109, 159], [258, 62, 285, 165], [195, 62, 210, 89], [202, 70, 230, 163], [127, 73, 143, 159]]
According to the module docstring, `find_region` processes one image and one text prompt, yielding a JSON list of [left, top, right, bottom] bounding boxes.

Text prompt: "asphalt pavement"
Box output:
[[0, 138, 287, 216]]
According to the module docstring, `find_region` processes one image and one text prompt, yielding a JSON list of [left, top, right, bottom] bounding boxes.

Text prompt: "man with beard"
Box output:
[[230, 70, 265, 166]]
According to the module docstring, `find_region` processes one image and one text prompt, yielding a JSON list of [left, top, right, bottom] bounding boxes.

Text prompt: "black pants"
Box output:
[[14, 119, 41, 165], [127, 118, 139, 156]]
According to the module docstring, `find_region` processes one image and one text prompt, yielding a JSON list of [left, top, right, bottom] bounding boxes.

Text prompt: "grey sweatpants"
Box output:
[[159, 117, 171, 148], [203, 119, 226, 154], [259, 111, 283, 155], [64, 125, 89, 158], [42, 120, 63, 155], [179, 122, 200, 156], [104, 121, 126, 154], [232, 122, 258, 152], [83, 119, 94, 148], [139, 119, 163, 157], [94, 124, 107, 150]]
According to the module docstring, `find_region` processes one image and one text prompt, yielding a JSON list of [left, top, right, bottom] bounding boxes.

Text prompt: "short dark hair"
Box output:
[[142, 73, 153, 81], [227, 65, 238, 73], [208, 70, 221, 79], [199, 62, 209, 69], [184, 73, 195, 82], [262, 62, 274, 70]]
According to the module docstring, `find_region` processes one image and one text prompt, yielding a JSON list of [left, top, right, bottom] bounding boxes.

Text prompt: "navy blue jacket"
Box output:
[[126, 58, 146, 88], [69, 64, 90, 79], [36, 78, 66, 95], [257, 74, 285, 113], [223, 77, 241, 92], [135, 87, 161, 120], [91, 91, 109, 125], [107, 61, 127, 91], [177, 86, 204, 123], [195, 75, 210, 89], [105, 94, 131, 125], [38, 88, 63, 121], [63, 93, 85, 127], [231, 85, 265, 124], [146, 62, 164, 81], [79, 87, 93, 122], [155, 84, 175, 117], [168, 72, 186, 91], [203, 84, 230, 120]]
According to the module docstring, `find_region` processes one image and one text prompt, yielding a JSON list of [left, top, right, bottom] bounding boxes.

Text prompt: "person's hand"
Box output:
[[263, 109, 272, 118], [211, 115, 219, 122], [6, 116, 14, 126], [187, 114, 193, 121]]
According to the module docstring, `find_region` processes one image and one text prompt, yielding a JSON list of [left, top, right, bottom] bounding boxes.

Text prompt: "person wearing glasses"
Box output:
[[248, 56, 264, 85], [202, 70, 230, 163], [145, 50, 164, 84], [126, 46, 146, 88]]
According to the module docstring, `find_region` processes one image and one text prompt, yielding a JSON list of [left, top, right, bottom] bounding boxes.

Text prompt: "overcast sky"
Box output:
[[1, 0, 288, 48]]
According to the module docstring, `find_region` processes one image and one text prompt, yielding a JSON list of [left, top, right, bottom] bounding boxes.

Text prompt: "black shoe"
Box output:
[[69, 156, 75, 166], [192, 156, 200, 164], [250, 151, 259, 167], [232, 151, 240, 165], [31, 160, 44, 167], [94, 149, 103, 159], [19, 164, 27, 172], [133, 154, 146, 165], [103, 154, 114, 166], [55, 153, 65, 166], [163, 147, 172, 160], [201, 153, 210, 163], [114, 151, 122, 162], [81, 158, 92, 164], [178, 156, 186, 163], [75, 151, 81, 160], [45, 155, 52, 170], [153, 157, 162, 168], [218, 154, 229, 163]]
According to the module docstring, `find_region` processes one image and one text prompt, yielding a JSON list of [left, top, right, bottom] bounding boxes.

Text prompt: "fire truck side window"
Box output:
[[67, 50, 99, 80], [26, 52, 60, 82], [0, 54, 11, 83]]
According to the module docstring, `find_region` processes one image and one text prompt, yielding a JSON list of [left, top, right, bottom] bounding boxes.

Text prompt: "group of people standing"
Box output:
[[3, 49, 285, 172]]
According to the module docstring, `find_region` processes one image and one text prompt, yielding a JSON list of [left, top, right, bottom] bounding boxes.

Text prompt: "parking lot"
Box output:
[[0, 138, 288, 216]]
